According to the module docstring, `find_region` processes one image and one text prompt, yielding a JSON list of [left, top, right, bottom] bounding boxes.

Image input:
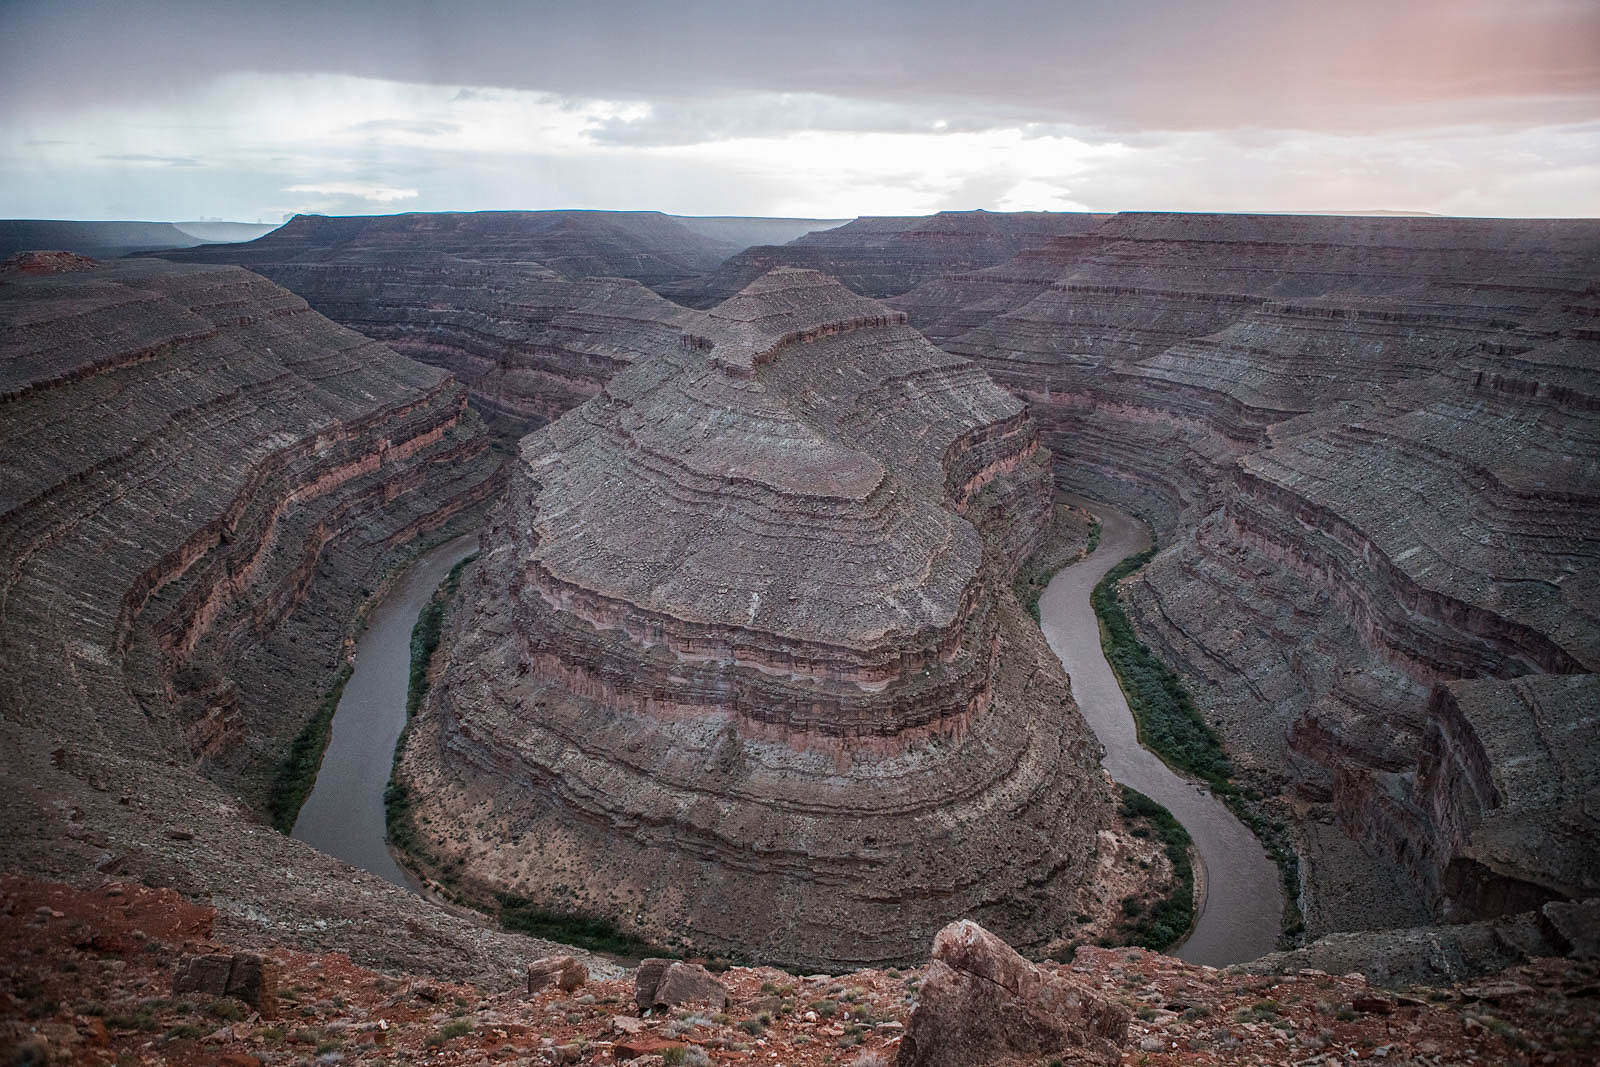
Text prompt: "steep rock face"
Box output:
[[913, 212, 1600, 934], [399, 269, 1112, 969], [670, 211, 1106, 307], [0, 258, 578, 979], [1360, 675, 1600, 919], [148, 213, 713, 434]]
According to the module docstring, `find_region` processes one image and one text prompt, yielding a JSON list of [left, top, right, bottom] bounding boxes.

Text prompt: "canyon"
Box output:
[[0, 251, 599, 983], [165, 207, 1599, 954], [890, 212, 1600, 942], [2, 205, 1598, 1064]]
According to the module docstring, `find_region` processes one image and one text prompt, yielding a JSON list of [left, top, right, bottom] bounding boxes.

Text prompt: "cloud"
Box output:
[[3, 1, 1596, 135], [282, 181, 419, 203], [346, 118, 462, 138], [1, 3, 1596, 221], [96, 153, 204, 167]]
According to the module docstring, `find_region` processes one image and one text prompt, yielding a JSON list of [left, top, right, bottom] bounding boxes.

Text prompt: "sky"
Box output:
[[2, 0, 1597, 221]]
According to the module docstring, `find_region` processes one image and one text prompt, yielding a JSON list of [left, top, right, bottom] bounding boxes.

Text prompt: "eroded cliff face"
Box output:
[[892, 212, 1600, 936], [398, 269, 1114, 969], [149, 212, 716, 435], [0, 256, 587, 981]]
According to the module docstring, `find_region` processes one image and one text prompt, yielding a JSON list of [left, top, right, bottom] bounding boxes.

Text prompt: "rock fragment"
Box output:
[[527, 954, 588, 994], [896, 920, 1128, 1067]]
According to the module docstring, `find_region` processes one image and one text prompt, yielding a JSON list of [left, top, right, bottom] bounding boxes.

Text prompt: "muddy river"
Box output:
[[291, 534, 479, 892], [1037, 496, 1284, 965]]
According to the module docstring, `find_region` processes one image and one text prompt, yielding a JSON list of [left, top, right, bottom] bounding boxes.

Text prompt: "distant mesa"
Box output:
[[396, 267, 1114, 968], [0, 218, 277, 260], [144, 209, 843, 435]]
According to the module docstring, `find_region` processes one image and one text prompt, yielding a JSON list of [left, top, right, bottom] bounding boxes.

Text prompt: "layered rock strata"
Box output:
[[399, 269, 1112, 968], [0, 256, 582, 980], [669, 210, 1106, 307], [898, 212, 1600, 937], [150, 212, 715, 434]]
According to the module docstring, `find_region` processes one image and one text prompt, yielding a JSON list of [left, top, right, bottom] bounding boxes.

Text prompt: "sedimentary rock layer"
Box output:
[[668, 211, 1106, 307], [0, 256, 570, 979], [903, 212, 1600, 935], [149, 212, 716, 434], [400, 269, 1112, 968]]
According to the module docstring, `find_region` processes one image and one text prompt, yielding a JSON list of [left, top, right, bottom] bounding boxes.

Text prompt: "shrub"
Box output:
[[1091, 550, 1231, 785]]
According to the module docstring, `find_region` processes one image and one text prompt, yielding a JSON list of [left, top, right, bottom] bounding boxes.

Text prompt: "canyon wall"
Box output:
[[150, 212, 718, 435], [0, 254, 593, 980], [398, 269, 1115, 969], [891, 212, 1600, 935]]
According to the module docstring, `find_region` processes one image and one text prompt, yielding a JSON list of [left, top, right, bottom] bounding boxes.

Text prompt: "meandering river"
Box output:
[[1037, 495, 1284, 966], [291, 533, 479, 892], [295, 500, 1280, 965]]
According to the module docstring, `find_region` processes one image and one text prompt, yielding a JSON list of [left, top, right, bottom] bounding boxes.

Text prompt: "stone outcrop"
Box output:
[[896, 920, 1130, 1067], [669, 210, 1106, 307], [0, 256, 612, 982], [172, 951, 276, 1012], [892, 211, 1600, 938], [398, 268, 1112, 969], [1246, 897, 1600, 988]]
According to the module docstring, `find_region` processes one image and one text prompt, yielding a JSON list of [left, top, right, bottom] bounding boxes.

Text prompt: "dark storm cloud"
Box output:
[[5, 0, 1597, 135]]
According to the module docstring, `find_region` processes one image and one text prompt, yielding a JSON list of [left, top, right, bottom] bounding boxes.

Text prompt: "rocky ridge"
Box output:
[[666, 211, 1107, 307], [396, 268, 1118, 969], [5, 876, 1596, 1066], [0, 256, 608, 982], [889, 211, 1600, 939]]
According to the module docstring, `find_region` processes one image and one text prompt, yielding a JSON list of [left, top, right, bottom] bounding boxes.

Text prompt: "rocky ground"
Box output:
[[4, 876, 1596, 1066]]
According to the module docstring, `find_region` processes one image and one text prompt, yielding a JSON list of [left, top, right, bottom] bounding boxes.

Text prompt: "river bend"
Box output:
[[1038, 496, 1283, 966]]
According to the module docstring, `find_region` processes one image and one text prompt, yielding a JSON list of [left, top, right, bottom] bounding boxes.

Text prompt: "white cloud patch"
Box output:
[[1, 70, 1595, 221], [282, 181, 419, 203]]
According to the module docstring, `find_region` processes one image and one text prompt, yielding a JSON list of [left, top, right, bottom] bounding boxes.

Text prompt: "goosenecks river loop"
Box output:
[[296, 500, 1282, 966]]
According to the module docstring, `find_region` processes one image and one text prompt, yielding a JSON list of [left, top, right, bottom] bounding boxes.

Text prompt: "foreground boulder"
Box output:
[[527, 954, 588, 993], [634, 959, 729, 1014], [897, 920, 1128, 1067], [172, 952, 276, 1014]]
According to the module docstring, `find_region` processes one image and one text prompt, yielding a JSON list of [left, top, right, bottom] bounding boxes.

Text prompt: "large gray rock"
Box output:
[[634, 960, 728, 1014], [896, 920, 1128, 1067]]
